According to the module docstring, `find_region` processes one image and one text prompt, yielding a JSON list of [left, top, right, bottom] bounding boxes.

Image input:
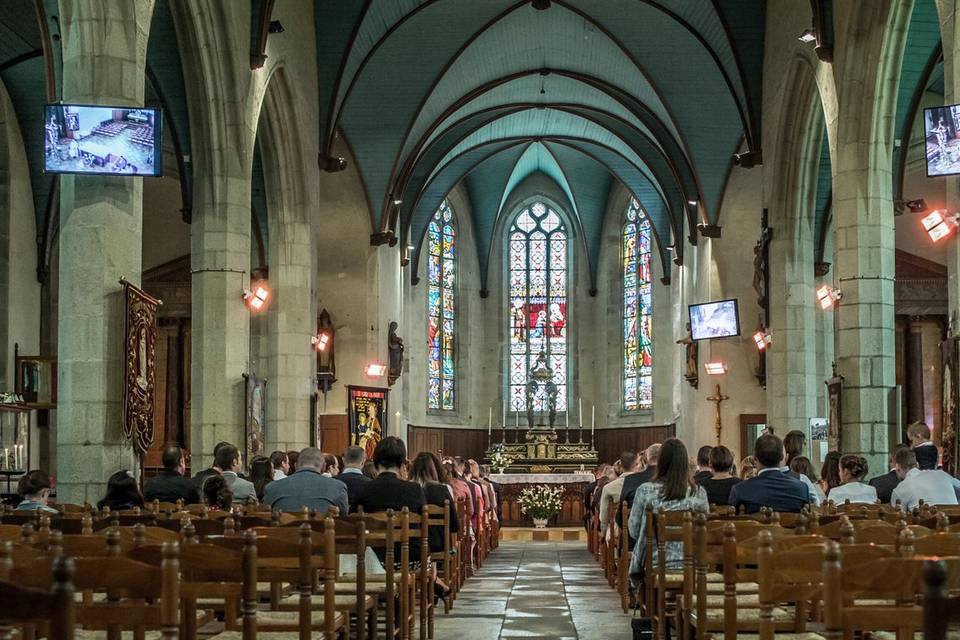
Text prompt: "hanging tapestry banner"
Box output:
[[122, 280, 161, 453]]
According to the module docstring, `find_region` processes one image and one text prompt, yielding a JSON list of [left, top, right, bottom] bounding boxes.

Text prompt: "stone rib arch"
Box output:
[[765, 55, 829, 432]]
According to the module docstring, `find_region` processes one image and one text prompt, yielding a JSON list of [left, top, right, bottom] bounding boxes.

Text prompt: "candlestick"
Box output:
[[591, 405, 596, 442], [488, 407, 492, 435], [578, 398, 583, 428]]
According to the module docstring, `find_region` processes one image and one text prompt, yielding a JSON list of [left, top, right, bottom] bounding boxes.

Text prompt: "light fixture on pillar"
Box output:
[[311, 332, 331, 352], [242, 283, 270, 311], [704, 361, 727, 375], [798, 28, 817, 43], [921, 209, 959, 242], [816, 285, 841, 310], [365, 362, 387, 378], [753, 330, 772, 350]]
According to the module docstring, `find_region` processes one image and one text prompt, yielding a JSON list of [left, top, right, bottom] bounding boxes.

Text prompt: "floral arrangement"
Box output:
[[489, 446, 514, 473], [518, 484, 564, 520]]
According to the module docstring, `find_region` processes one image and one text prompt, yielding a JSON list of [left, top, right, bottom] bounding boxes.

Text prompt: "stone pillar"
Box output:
[[829, 0, 910, 477], [265, 217, 314, 452], [904, 316, 926, 427], [55, 0, 155, 503]]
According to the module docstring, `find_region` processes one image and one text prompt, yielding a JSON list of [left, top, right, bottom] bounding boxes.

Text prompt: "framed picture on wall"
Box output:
[[825, 366, 843, 453], [348, 386, 388, 460], [243, 374, 266, 466]]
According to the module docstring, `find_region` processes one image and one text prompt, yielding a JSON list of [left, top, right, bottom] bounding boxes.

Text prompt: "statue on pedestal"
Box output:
[[387, 321, 404, 386]]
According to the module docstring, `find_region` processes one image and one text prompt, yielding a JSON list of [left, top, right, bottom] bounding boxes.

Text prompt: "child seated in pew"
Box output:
[[16, 470, 57, 514]]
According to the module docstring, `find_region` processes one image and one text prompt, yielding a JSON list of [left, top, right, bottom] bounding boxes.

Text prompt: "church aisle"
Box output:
[[432, 541, 632, 640]]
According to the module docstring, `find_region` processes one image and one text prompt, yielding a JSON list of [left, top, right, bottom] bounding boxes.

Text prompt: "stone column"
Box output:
[[266, 217, 314, 452], [829, 0, 910, 477], [55, 0, 155, 503], [904, 316, 926, 427]]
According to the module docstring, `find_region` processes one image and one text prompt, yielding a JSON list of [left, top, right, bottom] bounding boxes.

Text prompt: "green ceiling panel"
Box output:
[[315, 0, 372, 147], [338, 1, 517, 228], [892, 0, 941, 196], [497, 142, 578, 226]]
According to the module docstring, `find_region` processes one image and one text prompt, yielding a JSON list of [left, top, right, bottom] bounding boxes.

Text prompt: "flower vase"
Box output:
[[533, 517, 548, 529]]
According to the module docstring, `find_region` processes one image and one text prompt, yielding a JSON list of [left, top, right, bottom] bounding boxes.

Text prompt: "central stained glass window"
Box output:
[[508, 202, 568, 411]]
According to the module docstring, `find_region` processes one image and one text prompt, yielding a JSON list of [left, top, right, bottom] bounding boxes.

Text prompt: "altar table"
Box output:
[[491, 473, 593, 527]]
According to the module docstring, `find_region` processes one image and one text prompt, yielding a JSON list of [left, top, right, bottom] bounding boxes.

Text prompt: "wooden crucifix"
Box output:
[[706, 384, 729, 445]]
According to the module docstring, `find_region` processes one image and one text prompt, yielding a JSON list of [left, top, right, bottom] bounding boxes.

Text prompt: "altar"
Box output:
[[492, 472, 593, 527]]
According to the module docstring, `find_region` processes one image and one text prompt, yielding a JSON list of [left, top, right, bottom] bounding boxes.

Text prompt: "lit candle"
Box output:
[[395, 411, 401, 429]]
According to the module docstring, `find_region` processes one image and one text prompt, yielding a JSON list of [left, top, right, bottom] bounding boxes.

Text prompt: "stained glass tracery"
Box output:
[[623, 198, 653, 410], [427, 201, 455, 410], [508, 202, 568, 411]]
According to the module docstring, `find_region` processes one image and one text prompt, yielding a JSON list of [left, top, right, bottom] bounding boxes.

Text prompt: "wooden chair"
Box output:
[[821, 540, 959, 639], [754, 530, 826, 640], [923, 558, 960, 640], [129, 532, 256, 640], [0, 555, 75, 640], [424, 502, 454, 615], [652, 510, 693, 640], [345, 510, 403, 640]]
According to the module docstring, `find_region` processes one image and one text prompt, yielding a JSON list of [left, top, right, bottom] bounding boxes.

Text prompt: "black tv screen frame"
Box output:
[[688, 298, 741, 342], [923, 104, 960, 178], [42, 103, 163, 177]]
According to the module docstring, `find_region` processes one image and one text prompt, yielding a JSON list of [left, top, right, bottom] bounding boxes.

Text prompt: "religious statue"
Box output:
[[524, 351, 558, 429], [387, 321, 404, 386], [753, 211, 772, 321], [316, 309, 337, 394], [676, 323, 698, 389]]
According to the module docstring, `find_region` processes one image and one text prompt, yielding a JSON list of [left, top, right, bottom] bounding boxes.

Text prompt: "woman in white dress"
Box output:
[[827, 454, 878, 504]]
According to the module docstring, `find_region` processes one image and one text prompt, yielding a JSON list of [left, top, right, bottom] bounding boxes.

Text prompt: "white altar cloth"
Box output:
[[490, 473, 593, 484]]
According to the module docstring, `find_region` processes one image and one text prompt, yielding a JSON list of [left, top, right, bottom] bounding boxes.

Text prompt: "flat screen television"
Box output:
[[924, 104, 960, 177], [689, 299, 740, 341], [42, 104, 162, 176]]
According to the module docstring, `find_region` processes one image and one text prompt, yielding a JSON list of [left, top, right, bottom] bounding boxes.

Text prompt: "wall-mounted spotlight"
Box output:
[[531, 0, 551, 9], [921, 209, 958, 242], [816, 285, 841, 310], [798, 28, 817, 43], [704, 361, 728, 375], [894, 198, 928, 216], [320, 156, 348, 172], [365, 362, 387, 378], [311, 332, 331, 352], [268, 20, 284, 34], [392, 198, 403, 206], [243, 283, 270, 311], [687, 199, 698, 207], [753, 330, 772, 351]]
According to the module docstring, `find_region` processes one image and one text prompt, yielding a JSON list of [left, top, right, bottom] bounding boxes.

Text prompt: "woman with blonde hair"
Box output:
[[738, 456, 759, 480]]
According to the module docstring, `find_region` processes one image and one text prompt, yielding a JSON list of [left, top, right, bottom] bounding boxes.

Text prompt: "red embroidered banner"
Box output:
[[122, 281, 160, 453]]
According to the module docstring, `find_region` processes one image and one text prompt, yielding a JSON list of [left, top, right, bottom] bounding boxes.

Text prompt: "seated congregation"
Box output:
[[585, 425, 960, 639], [0, 436, 501, 640]]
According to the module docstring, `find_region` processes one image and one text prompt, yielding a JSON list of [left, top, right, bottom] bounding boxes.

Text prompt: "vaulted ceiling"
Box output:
[[316, 0, 767, 288]]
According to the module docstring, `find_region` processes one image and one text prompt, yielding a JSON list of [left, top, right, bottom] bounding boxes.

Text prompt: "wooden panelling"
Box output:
[[318, 414, 349, 456], [406, 424, 675, 464]]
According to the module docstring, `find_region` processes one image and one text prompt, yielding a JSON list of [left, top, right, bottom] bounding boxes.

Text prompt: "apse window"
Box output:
[[508, 202, 568, 412], [427, 200, 456, 411], [623, 198, 653, 411]]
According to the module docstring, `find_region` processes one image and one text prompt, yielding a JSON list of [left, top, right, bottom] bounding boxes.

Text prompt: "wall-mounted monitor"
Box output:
[[43, 104, 162, 176], [924, 104, 960, 177], [689, 299, 740, 341]]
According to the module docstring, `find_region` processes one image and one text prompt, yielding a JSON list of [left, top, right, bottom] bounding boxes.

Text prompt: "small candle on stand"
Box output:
[[487, 407, 492, 436], [578, 397, 583, 428], [591, 405, 596, 440]]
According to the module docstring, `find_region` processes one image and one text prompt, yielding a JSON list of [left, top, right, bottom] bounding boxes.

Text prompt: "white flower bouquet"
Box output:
[[518, 484, 564, 520]]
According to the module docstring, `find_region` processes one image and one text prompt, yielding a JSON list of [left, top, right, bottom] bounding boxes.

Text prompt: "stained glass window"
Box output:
[[623, 198, 653, 410], [508, 202, 568, 411], [427, 201, 455, 410]]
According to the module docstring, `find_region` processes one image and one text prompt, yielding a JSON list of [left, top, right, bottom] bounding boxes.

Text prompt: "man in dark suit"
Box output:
[[144, 445, 200, 504], [355, 436, 426, 562], [729, 434, 810, 513], [355, 436, 425, 514], [870, 445, 907, 504], [693, 445, 713, 484], [337, 445, 371, 509], [263, 447, 349, 515]]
